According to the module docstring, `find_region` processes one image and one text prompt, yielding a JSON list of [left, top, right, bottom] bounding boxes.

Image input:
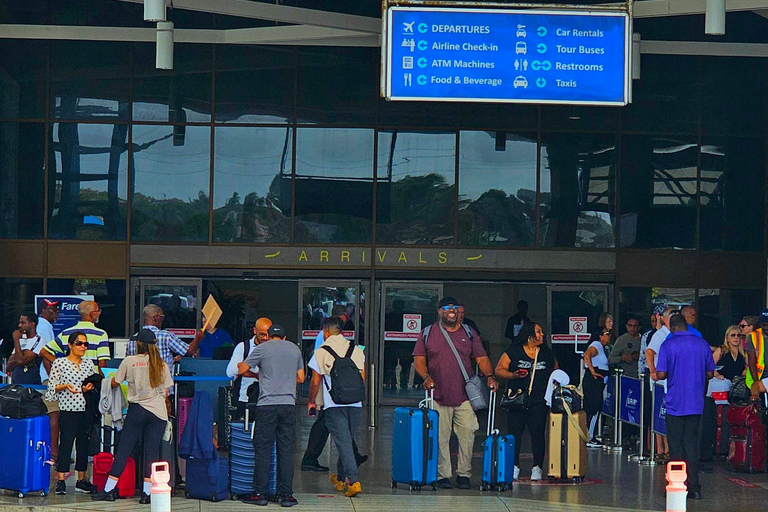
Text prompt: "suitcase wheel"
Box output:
[[185, 491, 190, 498], [40, 491, 47, 497], [431, 484, 437, 492], [231, 494, 238, 500], [17, 493, 24, 499]]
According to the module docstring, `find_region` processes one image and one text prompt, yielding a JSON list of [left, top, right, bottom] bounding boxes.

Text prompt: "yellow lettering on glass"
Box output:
[[298, 251, 308, 262], [320, 251, 329, 262], [438, 252, 447, 264], [341, 251, 350, 262]]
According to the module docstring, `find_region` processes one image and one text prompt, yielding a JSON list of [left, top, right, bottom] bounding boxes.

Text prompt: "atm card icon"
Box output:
[[515, 41, 527, 54]]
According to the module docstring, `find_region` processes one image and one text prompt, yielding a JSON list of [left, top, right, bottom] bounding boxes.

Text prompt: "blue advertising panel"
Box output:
[[602, 374, 615, 415], [385, 7, 630, 105], [652, 384, 667, 435], [35, 295, 94, 338], [619, 376, 641, 425]]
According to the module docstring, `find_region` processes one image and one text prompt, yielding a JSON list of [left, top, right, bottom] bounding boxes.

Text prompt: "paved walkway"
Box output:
[[1, 407, 766, 511]]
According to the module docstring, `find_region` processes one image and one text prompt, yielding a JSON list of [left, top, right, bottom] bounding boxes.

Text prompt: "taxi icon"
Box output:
[[515, 41, 527, 54], [516, 25, 527, 38], [513, 76, 528, 89]]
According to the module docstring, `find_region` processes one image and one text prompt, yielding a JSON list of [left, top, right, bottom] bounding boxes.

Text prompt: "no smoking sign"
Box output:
[[569, 317, 588, 335], [403, 314, 422, 333]]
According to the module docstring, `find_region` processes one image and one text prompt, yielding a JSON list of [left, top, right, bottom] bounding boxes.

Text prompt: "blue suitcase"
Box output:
[[392, 390, 439, 491], [229, 419, 278, 500], [185, 457, 229, 502], [481, 391, 515, 491], [0, 415, 51, 497]]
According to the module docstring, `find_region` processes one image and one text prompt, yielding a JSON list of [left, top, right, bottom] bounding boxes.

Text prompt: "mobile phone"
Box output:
[[309, 406, 317, 418], [518, 369, 529, 376]]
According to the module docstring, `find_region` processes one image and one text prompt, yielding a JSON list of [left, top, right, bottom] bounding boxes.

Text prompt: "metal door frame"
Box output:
[[376, 280, 443, 407], [131, 277, 203, 332], [546, 283, 613, 354]]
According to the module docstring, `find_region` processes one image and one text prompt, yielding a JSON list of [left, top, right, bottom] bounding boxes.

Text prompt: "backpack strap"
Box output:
[[320, 345, 341, 360], [344, 341, 356, 358], [462, 323, 474, 341], [422, 325, 432, 346]]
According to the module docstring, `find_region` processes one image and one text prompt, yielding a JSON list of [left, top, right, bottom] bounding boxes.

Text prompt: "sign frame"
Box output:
[[382, 3, 632, 106]]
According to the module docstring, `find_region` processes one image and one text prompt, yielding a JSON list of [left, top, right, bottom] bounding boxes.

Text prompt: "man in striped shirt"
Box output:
[[41, 300, 110, 369], [126, 304, 203, 368]]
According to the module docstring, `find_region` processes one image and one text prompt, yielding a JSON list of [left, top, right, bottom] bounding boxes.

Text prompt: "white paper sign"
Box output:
[[569, 317, 588, 335], [403, 314, 422, 333]]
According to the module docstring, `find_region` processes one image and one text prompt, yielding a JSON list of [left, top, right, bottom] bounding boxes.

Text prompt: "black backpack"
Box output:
[[230, 339, 255, 404], [320, 342, 365, 405]]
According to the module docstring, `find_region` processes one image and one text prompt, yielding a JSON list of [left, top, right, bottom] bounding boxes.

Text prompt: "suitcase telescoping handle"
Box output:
[[420, 388, 435, 410], [486, 388, 498, 437]]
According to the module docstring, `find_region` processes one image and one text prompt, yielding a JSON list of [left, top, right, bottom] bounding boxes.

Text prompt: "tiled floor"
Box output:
[[0, 407, 766, 512]]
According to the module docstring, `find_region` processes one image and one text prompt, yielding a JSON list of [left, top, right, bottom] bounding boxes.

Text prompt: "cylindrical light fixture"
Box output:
[[705, 0, 726, 35], [632, 33, 641, 80], [144, 0, 166, 22], [156, 21, 174, 70]]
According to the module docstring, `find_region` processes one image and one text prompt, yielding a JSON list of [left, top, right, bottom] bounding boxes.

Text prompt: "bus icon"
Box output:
[[515, 41, 527, 54]]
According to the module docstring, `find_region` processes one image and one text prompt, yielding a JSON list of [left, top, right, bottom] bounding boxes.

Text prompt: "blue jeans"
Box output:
[[324, 407, 361, 484]]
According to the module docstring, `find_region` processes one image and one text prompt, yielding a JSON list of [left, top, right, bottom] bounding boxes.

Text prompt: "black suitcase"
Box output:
[[218, 386, 234, 449]]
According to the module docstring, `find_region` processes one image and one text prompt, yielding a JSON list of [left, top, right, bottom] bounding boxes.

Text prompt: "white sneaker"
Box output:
[[530, 466, 543, 481], [587, 439, 603, 448], [513, 466, 520, 480]]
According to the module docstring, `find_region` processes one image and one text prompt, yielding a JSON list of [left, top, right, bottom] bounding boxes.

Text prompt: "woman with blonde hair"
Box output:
[[92, 329, 173, 503], [714, 325, 746, 381]]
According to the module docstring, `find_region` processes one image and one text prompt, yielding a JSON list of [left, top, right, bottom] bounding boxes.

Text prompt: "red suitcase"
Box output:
[[92, 453, 137, 497], [715, 404, 731, 456], [727, 404, 766, 473]]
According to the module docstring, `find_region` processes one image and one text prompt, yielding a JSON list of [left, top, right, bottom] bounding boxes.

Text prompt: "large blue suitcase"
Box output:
[[185, 457, 229, 502], [481, 390, 515, 491], [229, 419, 277, 500], [0, 415, 51, 497], [391, 391, 438, 491]]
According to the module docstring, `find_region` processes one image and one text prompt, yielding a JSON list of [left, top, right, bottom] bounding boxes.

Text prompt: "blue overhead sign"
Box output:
[[384, 6, 630, 105]]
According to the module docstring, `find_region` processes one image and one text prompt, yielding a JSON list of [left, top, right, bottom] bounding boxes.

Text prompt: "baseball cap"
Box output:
[[39, 298, 60, 309], [437, 296, 459, 309], [130, 328, 157, 345], [760, 309, 768, 324], [652, 304, 666, 316], [267, 324, 286, 338]]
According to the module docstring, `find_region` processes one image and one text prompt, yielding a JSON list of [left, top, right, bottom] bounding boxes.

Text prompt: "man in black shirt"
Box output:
[[505, 300, 531, 342]]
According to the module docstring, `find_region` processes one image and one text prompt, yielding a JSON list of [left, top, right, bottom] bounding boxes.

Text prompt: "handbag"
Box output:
[[500, 347, 539, 412], [439, 325, 488, 411], [728, 376, 751, 405], [550, 382, 584, 414]]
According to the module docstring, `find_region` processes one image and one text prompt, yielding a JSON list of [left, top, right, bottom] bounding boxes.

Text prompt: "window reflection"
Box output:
[[458, 131, 536, 246], [699, 139, 764, 251], [295, 129, 374, 243], [0, 122, 45, 239], [49, 123, 128, 240], [131, 125, 210, 242], [376, 131, 455, 245], [215, 47, 294, 124], [540, 134, 616, 248], [213, 126, 292, 243], [620, 136, 697, 249], [50, 42, 131, 121]]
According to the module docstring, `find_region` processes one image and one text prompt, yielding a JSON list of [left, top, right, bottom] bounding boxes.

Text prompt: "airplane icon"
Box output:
[[403, 22, 414, 33]]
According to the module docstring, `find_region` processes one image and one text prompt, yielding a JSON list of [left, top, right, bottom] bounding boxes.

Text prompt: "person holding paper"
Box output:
[[197, 296, 233, 358]]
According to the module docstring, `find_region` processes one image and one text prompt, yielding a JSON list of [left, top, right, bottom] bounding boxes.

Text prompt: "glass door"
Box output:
[[547, 284, 611, 385], [298, 281, 365, 398], [132, 278, 202, 339], [379, 281, 443, 404]]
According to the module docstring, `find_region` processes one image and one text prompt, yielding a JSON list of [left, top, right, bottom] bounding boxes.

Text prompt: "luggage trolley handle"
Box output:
[[420, 388, 435, 410], [486, 388, 498, 438]]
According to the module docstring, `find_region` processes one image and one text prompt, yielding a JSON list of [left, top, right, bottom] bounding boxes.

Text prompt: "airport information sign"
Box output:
[[384, 6, 630, 105]]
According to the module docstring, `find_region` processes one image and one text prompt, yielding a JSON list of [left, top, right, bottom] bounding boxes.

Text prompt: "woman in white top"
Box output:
[[91, 328, 173, 504], [583, 329, 612, 445], [46, 331, 98, 495]]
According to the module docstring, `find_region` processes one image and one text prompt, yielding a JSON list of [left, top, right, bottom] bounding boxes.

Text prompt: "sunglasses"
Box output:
[[739, 324, 749, 328], [729, 333, 740, 338], [440, 305, 459, 311], [71, 341, 88, 347]]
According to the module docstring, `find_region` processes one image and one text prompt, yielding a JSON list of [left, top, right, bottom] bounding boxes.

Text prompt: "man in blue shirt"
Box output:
[[656, 314, 715, 500]]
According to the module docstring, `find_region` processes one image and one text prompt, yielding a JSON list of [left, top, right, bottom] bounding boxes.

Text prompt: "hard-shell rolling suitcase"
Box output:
[[727, 403, 766, 473], [177, 396, 193, 444], [716, 404, 731, 456], [217, 386, 233, 449], [481, 389, 515, 491], [185, 457, 229, 501], [392, 390, 439, 491], [93, 453, 136, 497], [0, 415, 51, 497], [229, 418, 278, 501], [547, 410, 588, 482]]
